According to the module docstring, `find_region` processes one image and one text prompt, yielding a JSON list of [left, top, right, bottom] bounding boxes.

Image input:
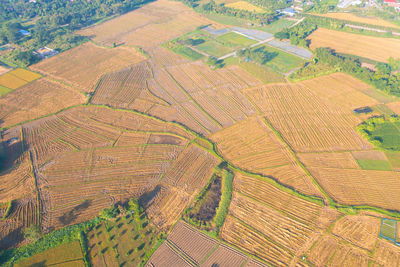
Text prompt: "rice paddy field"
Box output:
[[307, 28, 400, 63], [2, 0, 400, 265], [311, 12, 400, 30]]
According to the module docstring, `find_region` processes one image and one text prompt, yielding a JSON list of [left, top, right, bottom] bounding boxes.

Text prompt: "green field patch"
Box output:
[[87, 199, 165, 266], [261, 45, 305, 73], [258, 19, 294, 33], [196, 40, 233, 58], [0, 85, 12, 97], [171, 46, 204, 60], [358, 116, 400, 151], [356, 159, 392, 171], [216, 32, 257, 47], [239, 61, 285, 83], [385, 151, 400, 169], [379, 219, 397, 242], [14, 241, 85, 267]]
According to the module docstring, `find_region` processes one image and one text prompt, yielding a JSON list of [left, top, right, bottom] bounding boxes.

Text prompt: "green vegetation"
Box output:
[[213, 168, 233, 232], [304, 0, 338, 13], [198, 0, 277, 25], [206, 57, 225, 68], [184, 165, 234, 236], [172, 46, 205, 60], [380, 219, 397, 241], [0, 200, 13, 220], [167, 29, 259, 60], [304, 14, 400, 39], [0, 0, 153, 67], [0, 218, 100, 266], [356, 159, 393, 171], [358, 115, 400, 151], [274, 20, 317, 47], [385, 151, 400, 169], [197, 39, 232, 57], [99, 205, 120, 220], [235, 59, 285, 83], [88, 197, 165, 266], [237, 45, 303, 73], [296, 47, 400, 97], [24, 225, 42, 243], [289, 62, 335, 81], [261, 45, 304, 73], [216, 32, 257, 46], [14, 241, 85, 267]]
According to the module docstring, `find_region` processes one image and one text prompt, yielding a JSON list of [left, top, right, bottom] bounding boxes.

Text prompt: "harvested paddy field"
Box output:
[[144, 60, 260, 135], [14, 241, 85, 267], [31, 42, 145, 92], [147, 221, 264, 266], [245, 73, 374, 152], [220, 172, 341, 266], [299, 150, 400, 210], [210, 116, 322, 197], [77, 0, 223, 48], [311, 12, 400, 29], [0, 78, 86, 128], [307, 28, 400, 63], [0, 105, 219, 248]]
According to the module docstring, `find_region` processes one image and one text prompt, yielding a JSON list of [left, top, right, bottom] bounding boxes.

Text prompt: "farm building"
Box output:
[[35, 47, 58, 59]]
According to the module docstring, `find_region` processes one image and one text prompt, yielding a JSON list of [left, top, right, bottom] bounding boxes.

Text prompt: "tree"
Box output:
[[388, 57, 400, 71], [274, 31, 289, 40], [375, 62, 391, 76], [99, 206, 119, 219], [24, 225, 41, 242]]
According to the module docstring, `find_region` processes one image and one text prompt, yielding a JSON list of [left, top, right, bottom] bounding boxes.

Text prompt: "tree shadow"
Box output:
[[58, 199, 92, 225], [139, 185, 162, 208], [0, 226, 24, 252]]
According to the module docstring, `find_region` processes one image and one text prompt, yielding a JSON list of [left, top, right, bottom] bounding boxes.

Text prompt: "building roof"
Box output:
[[384, 0, 397, 3]]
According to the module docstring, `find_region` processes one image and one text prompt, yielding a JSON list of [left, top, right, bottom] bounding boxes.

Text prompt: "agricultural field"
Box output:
[[144, 60, 260, 135], [0, 68, 41, 95], [307, 28, 400, 63], [86, 209, 162, 266], [225, 1, 264, 12], [0, 78, 86, 128], [77, 0, 223, 48], [90, 61, 166, 112], [3, 0, 400, 264], [244, 73, 375, 152], [147, 221, 264, 266], [311, 12, 400, 30], [14, 241, 85, 267], [387, 101, 400, 115], [210, 116, 322, 197], [31, 42, 145, 92], [0, 105, 219, 248], [259, 44, 305, 73], [220, 172, 341, 266]]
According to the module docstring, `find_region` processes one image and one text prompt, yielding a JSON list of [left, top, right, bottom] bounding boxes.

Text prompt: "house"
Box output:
[[281, 7, 297, 16], [18, 30, 31, 36], [34, 47, 59, 59], [384, 0, 400, 10]]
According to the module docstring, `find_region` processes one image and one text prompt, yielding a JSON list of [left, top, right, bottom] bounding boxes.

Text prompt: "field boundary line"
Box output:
[[165, 240, 197, 266], [228, 214, 295, 256], [234, 190, 315, 228], [260, 117, 333, 205], [164, 68, 223, 129]]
